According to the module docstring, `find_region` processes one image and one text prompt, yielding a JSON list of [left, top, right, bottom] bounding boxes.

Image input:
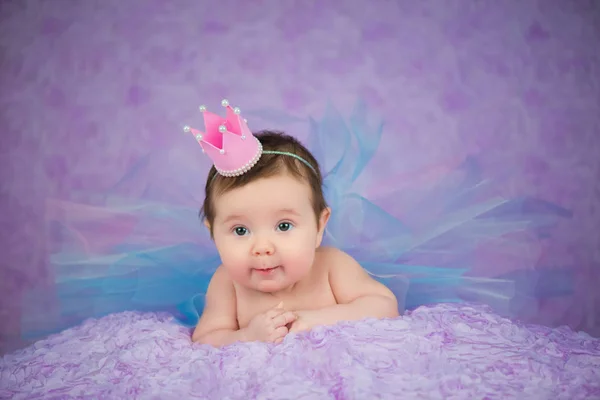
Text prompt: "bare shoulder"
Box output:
[[304, 246, 343, 279], [202, 264, 235, 298], [316, 246, 355, 262], [318, 246, 397, 304], [210, 264, 233, 284], [192, 265, 238, 341], [315, 246, 365, 274], [314, 246, 352, 270]]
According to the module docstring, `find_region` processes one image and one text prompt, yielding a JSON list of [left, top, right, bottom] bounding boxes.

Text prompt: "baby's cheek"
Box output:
[[221, 256, 250, 279], [286, 250, 315, 273]]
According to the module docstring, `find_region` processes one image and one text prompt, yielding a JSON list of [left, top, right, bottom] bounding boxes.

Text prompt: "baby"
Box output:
[[187, 102, 399, 347]]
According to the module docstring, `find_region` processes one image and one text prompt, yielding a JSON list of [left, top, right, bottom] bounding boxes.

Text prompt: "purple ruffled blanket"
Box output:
[[1, 303, 599, 399]]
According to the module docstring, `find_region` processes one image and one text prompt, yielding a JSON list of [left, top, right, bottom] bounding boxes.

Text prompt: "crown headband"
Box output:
[[183, 99, 316, 177]]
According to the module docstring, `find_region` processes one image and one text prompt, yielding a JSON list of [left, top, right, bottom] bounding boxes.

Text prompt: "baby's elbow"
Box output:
[[191, 329, 208, 344], [379, 294, 400, 318], [387, 303, 400, 318], [191, 333, 202, 344]]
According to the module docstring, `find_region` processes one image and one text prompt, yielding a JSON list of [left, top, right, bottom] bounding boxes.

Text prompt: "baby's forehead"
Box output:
[[218, 172, 311, 197], [213, 173, 314, 217]]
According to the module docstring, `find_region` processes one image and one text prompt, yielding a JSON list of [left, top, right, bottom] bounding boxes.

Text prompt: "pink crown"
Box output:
[[183, 99, 263, 177]]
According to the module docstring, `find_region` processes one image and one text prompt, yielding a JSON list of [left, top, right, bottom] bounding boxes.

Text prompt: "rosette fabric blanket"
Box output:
[[2, 303, 599, 399]]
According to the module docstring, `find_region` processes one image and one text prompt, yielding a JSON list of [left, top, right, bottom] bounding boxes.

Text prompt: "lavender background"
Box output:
[[0, 0, 598, 354]]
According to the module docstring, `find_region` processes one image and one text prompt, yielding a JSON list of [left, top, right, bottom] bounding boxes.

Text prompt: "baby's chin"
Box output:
[[246, 267, 312, 293], [255, 280, 293, 293]]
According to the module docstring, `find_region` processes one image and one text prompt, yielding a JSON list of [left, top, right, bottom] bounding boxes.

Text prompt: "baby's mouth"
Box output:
[[254, 265, 281, 275]]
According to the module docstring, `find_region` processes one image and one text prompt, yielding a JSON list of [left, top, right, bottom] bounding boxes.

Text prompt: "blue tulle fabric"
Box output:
[[20, 101, 573, 341]]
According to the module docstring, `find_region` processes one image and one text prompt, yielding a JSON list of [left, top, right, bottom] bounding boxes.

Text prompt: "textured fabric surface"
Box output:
[[1, 303, 599, 399], [1, 0, 599, 355]]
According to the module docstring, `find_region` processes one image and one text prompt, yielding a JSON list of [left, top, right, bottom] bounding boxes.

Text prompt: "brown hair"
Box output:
[[200, 130, 328, 236]]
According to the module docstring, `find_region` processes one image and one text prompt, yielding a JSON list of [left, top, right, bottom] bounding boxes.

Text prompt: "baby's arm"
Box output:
[[293, 248, 399, 331], [327, 248, 400, 320], [191, 266, 246, 346]]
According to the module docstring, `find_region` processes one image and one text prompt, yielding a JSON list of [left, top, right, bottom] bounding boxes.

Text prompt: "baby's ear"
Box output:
[[319, 207, 331, 229], [203, 219, 214, 239], [316, 207, 331, 246]]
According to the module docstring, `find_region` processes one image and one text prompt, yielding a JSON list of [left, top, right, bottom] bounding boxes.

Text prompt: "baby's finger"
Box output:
[[273, 301, 284, 310], [266, 303, 286, 319], [266, 308, 285, 319], [270, 325, 288, 341], [273, 311, 297, 327]]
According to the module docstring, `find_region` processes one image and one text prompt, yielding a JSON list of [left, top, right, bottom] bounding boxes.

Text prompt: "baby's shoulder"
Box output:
[[211, 264, 231, 281], [314, 246, 357, 271], [206, 264, 235, 293], [315, 245, 343, 259]]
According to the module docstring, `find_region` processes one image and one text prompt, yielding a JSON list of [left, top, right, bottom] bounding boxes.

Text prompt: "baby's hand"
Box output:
[[243, 302, 297, 344], [288, 309, 317, 334]]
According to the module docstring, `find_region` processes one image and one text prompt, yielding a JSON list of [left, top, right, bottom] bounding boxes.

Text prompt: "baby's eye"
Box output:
[[277, 222, 293, 232], [233, 226, 248, 236]]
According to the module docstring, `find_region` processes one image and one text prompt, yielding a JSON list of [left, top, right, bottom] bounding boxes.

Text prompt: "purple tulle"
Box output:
[[2, 303, 599, 399]]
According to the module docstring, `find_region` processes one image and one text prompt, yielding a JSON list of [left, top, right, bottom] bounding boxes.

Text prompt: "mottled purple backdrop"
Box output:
[[0, 0, 599, 354]]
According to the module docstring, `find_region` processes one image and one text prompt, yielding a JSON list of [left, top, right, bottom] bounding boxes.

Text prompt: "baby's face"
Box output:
[[210, 172, 328, 293]]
